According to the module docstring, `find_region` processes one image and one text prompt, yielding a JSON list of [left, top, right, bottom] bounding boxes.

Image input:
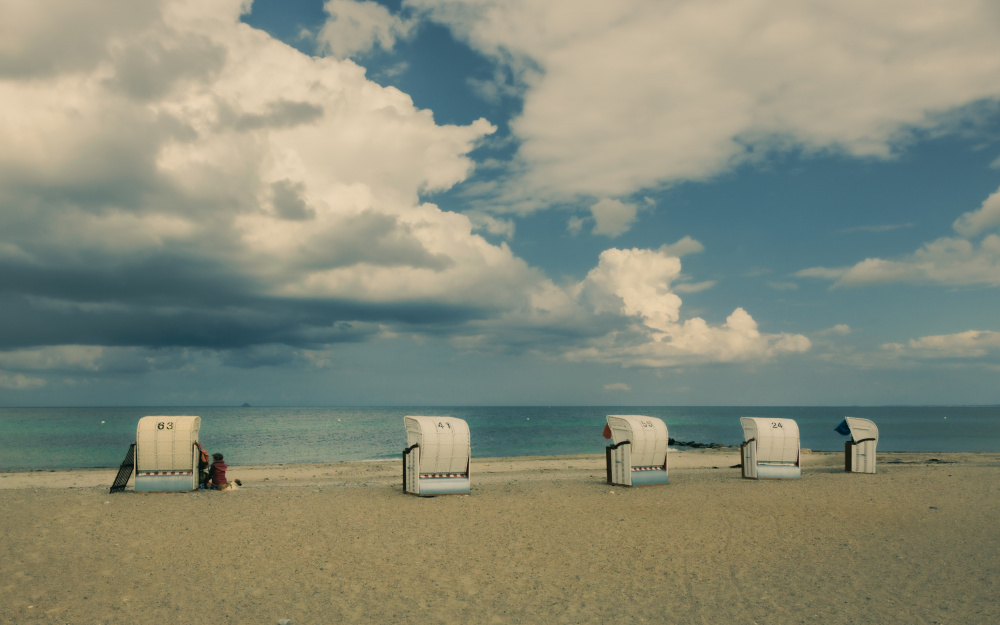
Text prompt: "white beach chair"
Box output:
[[403, 416, 471, 496], [605, 415, 669, 486], [843, 417, 878, 474], [740, 417, 801, 479], [134, 416, 202, 492]]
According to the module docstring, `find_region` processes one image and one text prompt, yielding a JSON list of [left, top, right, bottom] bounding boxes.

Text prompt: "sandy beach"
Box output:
[[2, 450, 998, 624]]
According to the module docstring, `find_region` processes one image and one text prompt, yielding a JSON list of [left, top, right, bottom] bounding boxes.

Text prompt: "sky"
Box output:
[[2, 0, 1000, 406]]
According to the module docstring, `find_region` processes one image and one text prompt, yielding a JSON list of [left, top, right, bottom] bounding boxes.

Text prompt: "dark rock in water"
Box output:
[[241, 402, 251, 407], [669, 437, 726, 449]]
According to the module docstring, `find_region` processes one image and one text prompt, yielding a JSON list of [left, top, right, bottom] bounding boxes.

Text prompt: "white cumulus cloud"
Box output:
[[590, 198, 638, 238], [407, 0, 1000, 208], [317, 0, 416, 59], [566, 248, 811, 367]]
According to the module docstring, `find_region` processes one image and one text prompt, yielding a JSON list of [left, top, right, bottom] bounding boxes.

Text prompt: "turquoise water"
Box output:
[[0, 405, 997, 470]]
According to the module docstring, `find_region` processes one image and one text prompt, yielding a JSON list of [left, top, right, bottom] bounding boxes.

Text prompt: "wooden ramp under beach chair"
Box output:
[[403, 416, 471, 496], [843, 417, 879, 474], [740, 417, 801, 479], [605, 415, 669, 486]]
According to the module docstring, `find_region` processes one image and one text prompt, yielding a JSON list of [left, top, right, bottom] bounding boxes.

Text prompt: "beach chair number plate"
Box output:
[[436, 422, 451, 429], [157, 421, 175, 430], [771, 422, 783, 428], [640, 420, 655, 428]]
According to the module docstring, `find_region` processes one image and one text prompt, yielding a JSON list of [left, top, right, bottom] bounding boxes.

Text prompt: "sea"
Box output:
[[1, 405, 998, 471]]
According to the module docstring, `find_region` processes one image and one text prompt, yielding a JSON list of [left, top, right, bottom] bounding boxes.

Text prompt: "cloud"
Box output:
[[566, 248, 811, 367], [467, 212, 516, 239], [0, 0, 813, 387], [0, 345, 209, 380], [953, 187, 1000, 237], [0, 373, 46, 390], [0, 1, 510, 349], [410, 246, 809, 368], [767, 281, 798, 291], [566, 216, 585, 236], [408, 0, 1000, 207], [578, 248, 684, 333], [603, 382, 631, 392], [271, 179, 317, 221], [658, 236, 704, 258], [590, 198, 638, 238], [799, 184, 1000, 288], [837, 223, 915, 234], [673, 281, 716, 294], [467, 64, 523, 105], [0, 346, 104, 372], [882, 330, 1000, 359], [0, 1, 162, 80], [317, 0, 416, 59], [799, 234, 1000, 288]]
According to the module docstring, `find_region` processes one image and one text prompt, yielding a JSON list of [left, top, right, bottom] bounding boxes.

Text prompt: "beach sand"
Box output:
[[2, 450, 998, 624]]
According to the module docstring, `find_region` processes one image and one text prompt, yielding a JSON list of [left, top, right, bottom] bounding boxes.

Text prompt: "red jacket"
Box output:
[[208, 460, 228, 485]]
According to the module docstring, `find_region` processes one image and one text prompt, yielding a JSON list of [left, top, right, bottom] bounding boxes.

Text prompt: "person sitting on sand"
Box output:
[[206, 452, 229, 490]]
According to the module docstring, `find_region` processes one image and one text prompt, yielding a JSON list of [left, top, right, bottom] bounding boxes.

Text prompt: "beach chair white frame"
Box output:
[[403, 416, 471, 496], [740, 417, 801, 480], [605, 415, 669, 486], [843, 417, 878, 474], [134, 416, 202, 492]]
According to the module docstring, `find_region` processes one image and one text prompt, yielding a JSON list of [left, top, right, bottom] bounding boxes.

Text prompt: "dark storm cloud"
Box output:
[[0, 251, 488, 352], [0, 254, 251, 307], [220, 344, 306, 369]]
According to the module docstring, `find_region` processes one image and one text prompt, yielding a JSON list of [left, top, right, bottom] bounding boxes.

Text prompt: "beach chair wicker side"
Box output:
[[403, 443, 419, 494], [740, 417, 758, 479]]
